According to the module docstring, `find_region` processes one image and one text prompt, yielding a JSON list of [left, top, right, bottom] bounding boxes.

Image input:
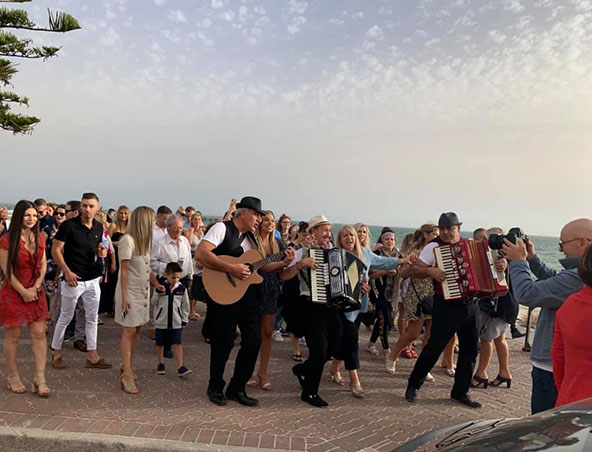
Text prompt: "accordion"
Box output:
[[434, 239, 508, 301], [306, 248, 367, 312]]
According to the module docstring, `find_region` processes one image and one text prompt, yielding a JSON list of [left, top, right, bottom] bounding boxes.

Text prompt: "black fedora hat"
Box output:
[[236, 196, 265, 215], [438, 212, 462, 228]]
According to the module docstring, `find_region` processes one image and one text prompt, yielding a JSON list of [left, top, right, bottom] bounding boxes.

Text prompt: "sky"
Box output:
[[1, 0, 591, 236]]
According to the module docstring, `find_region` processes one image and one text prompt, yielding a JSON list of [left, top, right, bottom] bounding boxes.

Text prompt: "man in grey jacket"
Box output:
[[503, 218, 592, 414]]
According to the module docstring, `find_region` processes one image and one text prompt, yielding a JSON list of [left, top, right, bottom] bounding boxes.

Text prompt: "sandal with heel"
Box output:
[[328, 370, 345, 386], [350, 382, 365, 398], [386, 355, 397, 375], [6, 375, 26, 394], [120, 374, 139, 394], [470, 375, 489, 388], [32, 375, 51, 397], [490, 375, 512, 388]]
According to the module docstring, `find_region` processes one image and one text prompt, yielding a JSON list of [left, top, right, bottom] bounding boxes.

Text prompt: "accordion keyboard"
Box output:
[[310, 248, 330, 303], [434, 245, 462, 300]]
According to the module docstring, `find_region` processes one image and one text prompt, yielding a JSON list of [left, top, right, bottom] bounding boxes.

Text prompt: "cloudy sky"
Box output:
[[2, 0, 591, 236]]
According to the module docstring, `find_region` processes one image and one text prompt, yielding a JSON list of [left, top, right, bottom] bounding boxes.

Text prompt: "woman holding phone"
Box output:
[[115, 206, 163, 394]]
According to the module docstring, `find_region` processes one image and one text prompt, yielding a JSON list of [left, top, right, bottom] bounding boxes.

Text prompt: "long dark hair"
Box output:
[[5, 200, 39, 281]]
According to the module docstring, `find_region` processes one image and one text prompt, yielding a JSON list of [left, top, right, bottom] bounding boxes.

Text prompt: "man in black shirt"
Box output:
[[50, 193, 112, 369]]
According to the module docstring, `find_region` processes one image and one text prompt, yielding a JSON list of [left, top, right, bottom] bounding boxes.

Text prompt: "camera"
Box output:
[[488, 227, 528, 250]]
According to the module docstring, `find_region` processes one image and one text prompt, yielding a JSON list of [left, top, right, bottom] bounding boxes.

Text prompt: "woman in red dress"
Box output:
[[0, 200, 51, 396]]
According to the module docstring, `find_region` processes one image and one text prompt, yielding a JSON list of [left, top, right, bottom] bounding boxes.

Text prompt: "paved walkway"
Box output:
[[0, 305, 533, 451]]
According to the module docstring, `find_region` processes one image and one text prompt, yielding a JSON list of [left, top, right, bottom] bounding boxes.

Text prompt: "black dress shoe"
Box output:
[[301, 392, 328, 407], [405, 385, 418, 403], [292, 364, 306, 390], [226, 390, 259, 407], [207, 389, 227, 406], [451, 394, 482, 408]]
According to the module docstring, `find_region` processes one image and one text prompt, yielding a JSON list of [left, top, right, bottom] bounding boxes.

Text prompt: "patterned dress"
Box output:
[[402, 247, 434, 322]]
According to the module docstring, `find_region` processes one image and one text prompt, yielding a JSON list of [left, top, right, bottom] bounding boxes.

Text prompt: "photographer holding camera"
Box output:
[[502, 218, 592, 414]]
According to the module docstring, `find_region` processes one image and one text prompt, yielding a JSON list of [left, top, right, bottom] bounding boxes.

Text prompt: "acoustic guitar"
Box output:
[[202, 249, 286, 305]]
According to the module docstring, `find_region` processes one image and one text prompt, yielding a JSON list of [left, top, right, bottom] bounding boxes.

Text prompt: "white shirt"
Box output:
[[150, 233, 193, 279], [202, 221, 252, 252], [152, 224, 167, 246], [418, 242, 439, 267]]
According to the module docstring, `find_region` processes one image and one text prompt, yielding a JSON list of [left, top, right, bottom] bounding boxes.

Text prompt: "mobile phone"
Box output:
[[122, 306, 129, 320]]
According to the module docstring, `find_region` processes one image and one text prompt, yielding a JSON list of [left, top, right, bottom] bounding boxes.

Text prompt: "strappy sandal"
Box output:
[[292, 353, 304, 362], [350, 382, 365, 398], [32, 374, 51, 398], [120, 374, 139, 394], [425, 372, 435, 382], [386, 355, 397, 375], [119, 365, 139, 381], [365, 344, 380, 356], [328, 370, 345, 386], [189, 312, 200, 321], [6, 374, 26, 394], [246, 376, 258, 388], [470, 375, 489, 388], [490, 375, 512, 388]]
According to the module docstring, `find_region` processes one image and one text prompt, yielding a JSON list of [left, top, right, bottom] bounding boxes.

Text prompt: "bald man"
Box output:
[[503, 218, 592, 413]]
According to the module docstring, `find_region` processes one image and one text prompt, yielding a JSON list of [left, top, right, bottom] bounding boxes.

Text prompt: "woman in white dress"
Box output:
[[115, 206, 163, 394]]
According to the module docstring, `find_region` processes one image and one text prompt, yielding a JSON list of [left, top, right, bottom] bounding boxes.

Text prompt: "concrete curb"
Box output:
[[0, 426, 288, 452]]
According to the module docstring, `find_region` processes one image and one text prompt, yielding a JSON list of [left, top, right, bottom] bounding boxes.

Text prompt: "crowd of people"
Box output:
[[0, 194, 591, 413]]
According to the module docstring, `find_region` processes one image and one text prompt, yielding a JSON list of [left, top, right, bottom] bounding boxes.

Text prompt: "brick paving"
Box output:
[[0, 304, 533, 451]]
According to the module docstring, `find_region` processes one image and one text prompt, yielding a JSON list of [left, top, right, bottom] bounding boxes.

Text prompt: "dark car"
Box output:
[[393, 398, 592, 451]]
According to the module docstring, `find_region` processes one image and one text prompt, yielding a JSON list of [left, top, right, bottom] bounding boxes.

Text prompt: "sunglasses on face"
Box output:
[[55, 212, 66, 217]]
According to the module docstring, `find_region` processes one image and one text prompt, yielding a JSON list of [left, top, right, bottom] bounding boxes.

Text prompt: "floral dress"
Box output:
[[402, 247, 434, 322]]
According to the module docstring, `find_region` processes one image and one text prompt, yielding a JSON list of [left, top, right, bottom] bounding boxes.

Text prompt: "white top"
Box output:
[[150, 233, 193, 278], [419, 242, 438, 267], [152, 224, 167, 245], [202, 221, 252, 252]]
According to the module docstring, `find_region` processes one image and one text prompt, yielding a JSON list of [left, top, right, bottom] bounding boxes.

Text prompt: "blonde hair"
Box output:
[[94, 210, 108, 227], [256, 210, 280, 257], [487, 227, 504, 235], [336, 225, 364, 261], [116, 205, 130, 230], [128, 206, 154, 256], [354, 223, 372, 249]]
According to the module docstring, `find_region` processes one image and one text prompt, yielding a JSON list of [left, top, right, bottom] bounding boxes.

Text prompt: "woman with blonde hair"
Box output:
[[355, 223, 372, 250], [184, 211, 204, 320], [247, 211, 286, 390], [330, 224, 399, 397], [108, 205, 130, 243], [115, 206, 163, 394]]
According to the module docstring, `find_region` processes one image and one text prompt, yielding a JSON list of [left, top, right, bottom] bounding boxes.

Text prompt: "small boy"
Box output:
[[152, 262, 192, 377]]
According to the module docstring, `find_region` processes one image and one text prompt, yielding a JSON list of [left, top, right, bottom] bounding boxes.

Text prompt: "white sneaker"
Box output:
[[272, 330, 284, 343]]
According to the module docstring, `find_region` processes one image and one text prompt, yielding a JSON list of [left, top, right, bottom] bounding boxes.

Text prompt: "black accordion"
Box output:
[[306, 248, 367, 312]]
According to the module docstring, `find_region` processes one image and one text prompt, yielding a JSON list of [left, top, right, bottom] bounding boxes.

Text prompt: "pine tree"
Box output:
[[0, 0, 80, 134]]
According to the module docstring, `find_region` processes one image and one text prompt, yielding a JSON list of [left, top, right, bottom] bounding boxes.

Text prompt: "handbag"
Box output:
[[410, 278, 434, 316]]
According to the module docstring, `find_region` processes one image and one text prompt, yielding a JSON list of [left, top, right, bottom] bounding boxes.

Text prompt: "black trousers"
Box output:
[[296, 298, 342, 394], [370, 297, 391, 350], [207, 286, 261, 394], [334, 313, 360, 371], [408, 295, 480, 398]]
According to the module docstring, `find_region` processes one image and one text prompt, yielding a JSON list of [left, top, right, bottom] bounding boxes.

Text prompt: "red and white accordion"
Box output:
[[434, 239, 509, 301]]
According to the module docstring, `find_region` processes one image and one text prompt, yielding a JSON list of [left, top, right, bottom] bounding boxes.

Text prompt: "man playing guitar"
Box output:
[[196, 196, 295, 407]]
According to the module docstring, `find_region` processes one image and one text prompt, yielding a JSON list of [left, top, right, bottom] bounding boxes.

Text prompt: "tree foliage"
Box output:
[[0, 1, 80, 134]]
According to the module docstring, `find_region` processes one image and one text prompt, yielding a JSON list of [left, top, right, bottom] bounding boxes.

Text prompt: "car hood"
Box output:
[[393, 398, 592, 452]]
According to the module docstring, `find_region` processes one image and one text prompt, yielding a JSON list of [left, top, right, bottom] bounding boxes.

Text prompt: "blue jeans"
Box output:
[[531, 366, 557, 414]]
